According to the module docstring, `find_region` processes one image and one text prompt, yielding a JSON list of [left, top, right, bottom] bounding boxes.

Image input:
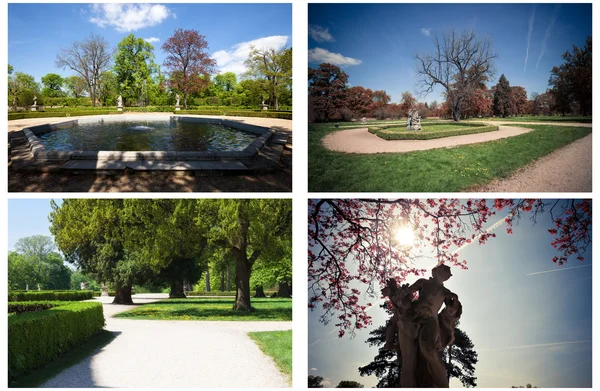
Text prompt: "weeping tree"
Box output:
[[208, 199, 292, 311]]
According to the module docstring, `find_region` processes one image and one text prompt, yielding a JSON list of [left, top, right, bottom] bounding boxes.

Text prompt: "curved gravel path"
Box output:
[[469, 133, 592, 192], [42, 295, 291, 388], [322, 125, 533, 154]]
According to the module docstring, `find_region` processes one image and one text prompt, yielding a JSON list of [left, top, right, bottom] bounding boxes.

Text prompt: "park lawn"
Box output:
[[308, 124, 591, 192], [248, 330, 292, 381], [9, 330, 116, 388], [464, 115, 592, 123], [114, 297, 292, 321]]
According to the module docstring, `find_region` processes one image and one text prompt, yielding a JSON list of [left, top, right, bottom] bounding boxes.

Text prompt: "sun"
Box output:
[[395, 227, 415, 247]]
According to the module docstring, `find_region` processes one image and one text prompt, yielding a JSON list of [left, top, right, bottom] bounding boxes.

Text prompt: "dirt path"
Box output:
[[322, 125, 534, 154], [41, 295, 291, 388], [469, 133, 592, 192]]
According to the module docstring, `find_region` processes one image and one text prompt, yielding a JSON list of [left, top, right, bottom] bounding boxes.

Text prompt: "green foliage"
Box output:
[[70, 272, 100, 291], [63, 76, 89, 98], [177, 109, 291, 119], [43, 97, 92, 107], [8, 290, 94, 302], [8, 302, 56, 314], [114, 297, 292, 321], [248, 330, 292, 380], [41, 74, 65, 98], [244, 47, 292, 110], [8, 301, 104, 380], [308, 123, 591, 192], [114, 34, 157, 106], [368, 124, 499, 140]]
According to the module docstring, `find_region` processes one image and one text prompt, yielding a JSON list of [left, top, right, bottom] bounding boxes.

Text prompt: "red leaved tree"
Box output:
[[308, 63, 349, 121], [308, 199, 591, 337], [162, 29, 216, 109]]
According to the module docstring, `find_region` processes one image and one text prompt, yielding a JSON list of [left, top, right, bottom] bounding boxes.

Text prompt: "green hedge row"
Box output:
[[8, 290, 94, 302], [185, 290, 277, 297], [368, 124, 499, 140], [8, 302, 57, 315], [178, 110, 292, 120], [8, 301, 105, 380]]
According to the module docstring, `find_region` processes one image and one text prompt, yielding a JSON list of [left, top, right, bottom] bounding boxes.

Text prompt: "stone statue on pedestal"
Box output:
[[33, 96, 37, 106], [175, 94, 181, 111], [101, 283, 109, 296], [406, 109, 422, 131], [382, 264, 462, 388], [117, 95, 123, 111]]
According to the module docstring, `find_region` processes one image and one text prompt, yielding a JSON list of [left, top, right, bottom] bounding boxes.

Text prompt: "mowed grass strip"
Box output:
[[114, 297, 292, 321], [464, 115, 592, 123], [248, 330, 292, 381], [309, 124, 591, 192]]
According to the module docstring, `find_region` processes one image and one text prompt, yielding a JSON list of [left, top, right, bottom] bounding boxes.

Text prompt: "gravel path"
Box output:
[[42, 295, 291, 388], [322, 125, 533, 154], [469, 133, 592, 192]]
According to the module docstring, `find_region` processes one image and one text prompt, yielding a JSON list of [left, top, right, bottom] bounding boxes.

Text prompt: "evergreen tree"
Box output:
[[493, 74, 513, 117], [358, 311, 478, 388]]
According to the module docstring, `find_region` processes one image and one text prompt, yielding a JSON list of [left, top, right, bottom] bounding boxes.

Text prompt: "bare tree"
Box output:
[[56, 34, 112, 107], [415, 28, 497, 121]]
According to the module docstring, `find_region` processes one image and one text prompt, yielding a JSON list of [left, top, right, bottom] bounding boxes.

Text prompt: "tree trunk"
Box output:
[[226, 265, 231, 291], [277, 281, 292, 298], [220, 270, 225, 292], [205, 270, 211, 292], [233, 250, 252, 311], [255, 285, 266, 298], [452, 103, 461, 122], [184, 93, 188, 110], [169, 279, 186, 298], [112, 282, 133, 304]]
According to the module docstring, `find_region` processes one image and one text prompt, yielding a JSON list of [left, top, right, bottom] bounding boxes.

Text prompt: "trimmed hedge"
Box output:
[[178, 110, 292, 120], [9, 109, 292, 120], [8, 290, 94, 302], [8, 301, 105, 380], [368, 124, 499, 140], [8, 302, 57, 315], [185, 290, 277, 297], [8, 111, 122, 120]]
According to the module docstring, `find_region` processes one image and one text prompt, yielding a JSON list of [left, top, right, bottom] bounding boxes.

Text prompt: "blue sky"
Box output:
[[9, 3, 291, 83], [308, 200, 592, 388], [308, 3, 591, 103], [8, 199, 62, 251]]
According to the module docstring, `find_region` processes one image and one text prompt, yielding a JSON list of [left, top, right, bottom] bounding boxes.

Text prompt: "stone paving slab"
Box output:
[[62, 160, 248, 171]]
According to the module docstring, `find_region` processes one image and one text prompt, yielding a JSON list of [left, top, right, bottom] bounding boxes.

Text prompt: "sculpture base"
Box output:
[[260, 105, 269, 111], [175, 106, 181, 111], [117, 107, 123, 112], [30, 106, 37, 112]]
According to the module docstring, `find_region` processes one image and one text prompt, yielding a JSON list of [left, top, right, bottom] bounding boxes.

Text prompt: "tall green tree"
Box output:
[[244, 47, 292, 110], [493, 74, 513, 117], [64, 75, 88, 98], [114, 34, 157, 106], [41, 73, 65, 98], [208, 199, 292, 311], [8, 70, 39, 108], [97, 71, 119, 107]]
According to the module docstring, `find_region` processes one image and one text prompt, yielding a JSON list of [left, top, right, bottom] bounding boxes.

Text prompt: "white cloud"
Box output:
[[212, 35, 289, 75], [322, 378, 332, 387], [88, 4, 171, 32], [308, 47, 362, 66], [309, 24, 335, 43], [310, 367, 318, 371], [144, 37, 160, 44], [421, 28, 432, 37]]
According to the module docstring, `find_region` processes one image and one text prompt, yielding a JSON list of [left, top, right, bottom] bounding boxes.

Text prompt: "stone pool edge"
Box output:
[[22, 116, 275, 167]]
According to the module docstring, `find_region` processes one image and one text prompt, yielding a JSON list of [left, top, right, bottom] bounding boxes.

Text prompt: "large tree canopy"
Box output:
[[308, 199, 591, 336]]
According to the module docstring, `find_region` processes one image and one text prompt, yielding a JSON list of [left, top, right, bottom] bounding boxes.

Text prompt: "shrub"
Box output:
[[8, 301, 105, 380], [368, 124, 499, 140], [8, 290, 94, 302], [8, 302, 56, 314]]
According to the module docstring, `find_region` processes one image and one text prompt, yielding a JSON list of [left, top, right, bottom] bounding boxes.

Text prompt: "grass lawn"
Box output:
[[309, 123, 591, 192], [248, 330, 292, 381], [465, 115, 592, 123], [9, 330, 116, 388], [114, 297, 292, 321]]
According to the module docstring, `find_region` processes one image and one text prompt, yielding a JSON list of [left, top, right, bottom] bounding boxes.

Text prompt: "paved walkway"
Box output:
[[42, 295, 291, 388], [322, 125, 534, 154]]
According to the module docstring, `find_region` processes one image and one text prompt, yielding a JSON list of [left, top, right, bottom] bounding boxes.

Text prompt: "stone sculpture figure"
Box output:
[[175, 94, 180, 106], [33, 95, 37, 106], [382, 264, 461, 388], [117, 95, 123, 107], [406, 110, 422, 130]]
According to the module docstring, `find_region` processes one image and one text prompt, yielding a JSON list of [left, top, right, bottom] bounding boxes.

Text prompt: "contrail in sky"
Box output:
[[537, 5, 561, 68], [454, 215, 507, 254], [479, 340, 591, 352], [526, 264, 591, 276], [524, 6, 536, 72]]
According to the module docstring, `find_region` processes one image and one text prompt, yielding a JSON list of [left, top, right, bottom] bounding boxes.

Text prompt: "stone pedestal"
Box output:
[[117, 106, 123, 112], [175, 105, 181, 111], [101, 284, 109, 296], [30, 105, 37, 112], [260, 104, 269, 111]]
